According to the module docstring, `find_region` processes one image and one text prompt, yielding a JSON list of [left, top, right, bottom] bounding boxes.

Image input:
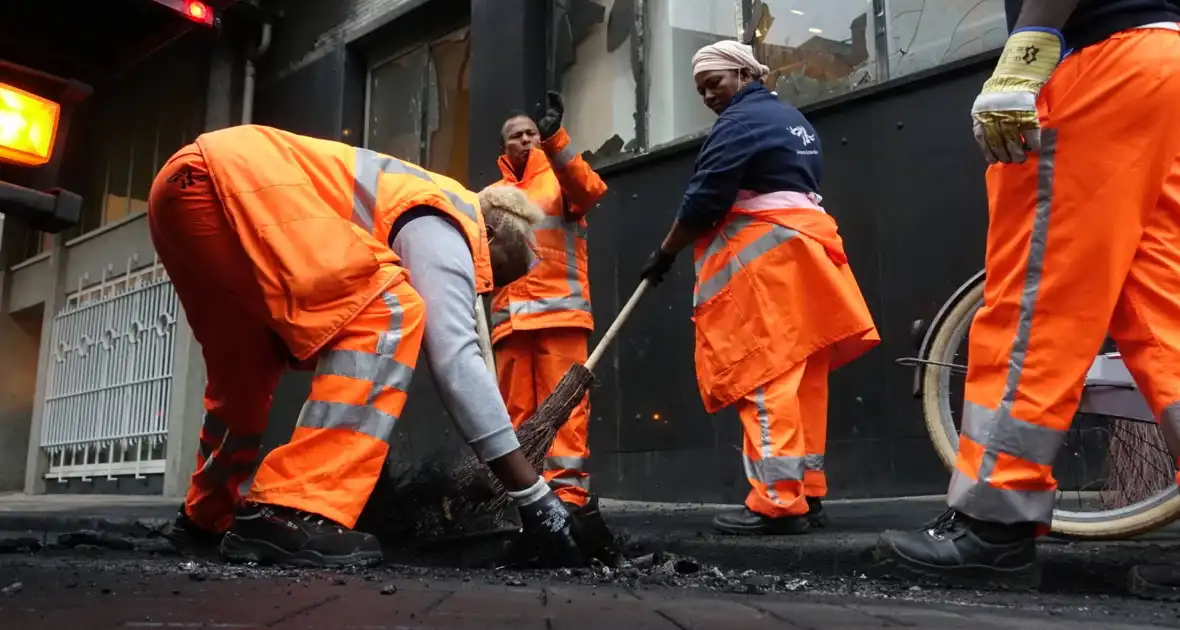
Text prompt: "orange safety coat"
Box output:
[[490, 127, 607, 343], [692, 191, 879, 412], [158, 124, 495, 530], [195, 124, 494, 361]]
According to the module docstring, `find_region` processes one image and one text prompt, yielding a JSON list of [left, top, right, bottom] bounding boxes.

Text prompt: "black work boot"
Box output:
[[876, 509, 1039, 590], [712, 508, 810, 536], [163, 508, 224, 557], [805, 497, 829, 528], [564, 495, 623, 567], [219, 502, 383, 568], [1128, 564, 1180, 602]]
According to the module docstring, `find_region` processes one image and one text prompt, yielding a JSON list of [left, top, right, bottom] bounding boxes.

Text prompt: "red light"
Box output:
[[183, 0, 214, 25]]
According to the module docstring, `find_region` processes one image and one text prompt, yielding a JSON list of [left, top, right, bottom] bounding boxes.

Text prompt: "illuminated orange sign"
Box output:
[[0, 83, 60, 167]]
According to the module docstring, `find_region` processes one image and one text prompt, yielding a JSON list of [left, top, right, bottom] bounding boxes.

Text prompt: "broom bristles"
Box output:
[[451, 364, 598, 512], [372, 364, 599, 540]]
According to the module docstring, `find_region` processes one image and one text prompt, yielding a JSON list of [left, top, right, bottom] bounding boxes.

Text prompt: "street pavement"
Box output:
[[3, 554, 1180, 629], [6, 492, 1180, 595]]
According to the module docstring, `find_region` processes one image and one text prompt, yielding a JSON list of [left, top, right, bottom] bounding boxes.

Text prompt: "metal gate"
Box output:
[[41, 256, 178, 481]]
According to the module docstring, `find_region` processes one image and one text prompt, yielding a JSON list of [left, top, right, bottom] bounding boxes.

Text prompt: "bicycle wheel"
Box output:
[[920, 274, 1180, 540]]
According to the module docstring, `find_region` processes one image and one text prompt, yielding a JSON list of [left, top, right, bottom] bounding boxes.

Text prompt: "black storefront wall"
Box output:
[[248, 0, 996, 503]]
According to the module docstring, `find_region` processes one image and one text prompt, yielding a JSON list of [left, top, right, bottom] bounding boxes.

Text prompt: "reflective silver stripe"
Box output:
[[754, 388, 784, 504], [198, 412, 227, 458], [550, 476, 590, 490], [492, 295, 592, 327], [537, 215, 588, 239], [549, 145, 577, 170], [743, 454, 804, 484], [947, 470, 1055, 525], [354, 148, 478, 230], [298, 291, 407, 443], [316, 349, 414, 394], [804, 454, 824, 472], [948, 129, 1061, 525], [695, 223, 797, 307], [196, 412, 262, 482], [491, 307, 510, 328], [442, 190, 478, 222], [694, 215, 756, 276], [296, 400, 398, 442], [545, 456, 585, 471], [376, 292, 403, 356], [959, 401, 1065, 466], [1160, 403, 1180, 463]]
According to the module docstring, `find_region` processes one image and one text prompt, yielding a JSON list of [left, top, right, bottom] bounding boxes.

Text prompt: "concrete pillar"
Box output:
[[0, 219, 38, 491], [161, 35, 237, 498], [21, 232, 68, 494]]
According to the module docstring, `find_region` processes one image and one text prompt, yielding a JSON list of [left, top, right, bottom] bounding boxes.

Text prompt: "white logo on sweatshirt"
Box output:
[[789, 125, 816, 146]]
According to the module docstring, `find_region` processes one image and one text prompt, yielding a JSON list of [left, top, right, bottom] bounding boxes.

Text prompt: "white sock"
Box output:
[[506, 476, 550, 507]]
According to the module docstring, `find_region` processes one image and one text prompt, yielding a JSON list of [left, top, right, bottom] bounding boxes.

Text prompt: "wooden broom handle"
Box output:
[[585, 279, 651, 371], [473, 295, 496, 375]]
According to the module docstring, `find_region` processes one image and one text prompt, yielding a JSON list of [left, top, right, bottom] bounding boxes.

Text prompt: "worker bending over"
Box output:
[[640, 41, 879, 536], [150, 124, 586, 568], [877, 0, 1180, 597], [491, 93, 610, 524]]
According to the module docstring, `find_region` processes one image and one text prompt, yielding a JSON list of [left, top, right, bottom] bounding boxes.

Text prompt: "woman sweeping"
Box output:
[[640, 40, 879, 535]]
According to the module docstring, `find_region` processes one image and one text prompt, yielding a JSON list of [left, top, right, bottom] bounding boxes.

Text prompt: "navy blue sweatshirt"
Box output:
[[675, 83, 822, 232], [1005, 0, 1180, 51]]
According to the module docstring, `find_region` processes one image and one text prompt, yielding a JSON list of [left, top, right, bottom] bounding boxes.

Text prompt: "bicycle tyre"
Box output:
[[920, 274, 1180, 540]]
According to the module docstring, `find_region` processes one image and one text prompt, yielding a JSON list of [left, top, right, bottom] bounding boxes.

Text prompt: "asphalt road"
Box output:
[[2, 553, 1180, 629]]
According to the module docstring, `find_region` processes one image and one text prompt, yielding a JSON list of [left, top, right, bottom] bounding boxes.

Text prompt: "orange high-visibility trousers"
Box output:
[[149, 148, 283, 533], [737, 348, 830, 518], [495, 328, 591, 506], [949, 25, 1180, 527], [149, 148, 426, 532]]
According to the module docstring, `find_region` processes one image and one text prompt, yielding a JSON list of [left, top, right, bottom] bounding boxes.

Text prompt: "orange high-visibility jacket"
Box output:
[[692, 198, 879, 412], [195, 124, 493, 361], [489, 127, 607, 343]]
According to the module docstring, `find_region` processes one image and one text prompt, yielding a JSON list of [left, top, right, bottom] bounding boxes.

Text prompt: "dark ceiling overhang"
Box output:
[[0, 0, 242, 87]]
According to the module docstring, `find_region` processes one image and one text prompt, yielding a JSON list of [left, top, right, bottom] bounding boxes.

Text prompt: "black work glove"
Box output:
[[512, 490, 586, 568], [640, 249, 677, 285], [536, 90, 565, 140]]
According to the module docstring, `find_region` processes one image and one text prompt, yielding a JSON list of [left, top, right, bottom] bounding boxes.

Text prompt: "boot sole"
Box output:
[[219, 532, 383, 568], [873, 537, 1040, 591], [1127, 569, 1180, 603]]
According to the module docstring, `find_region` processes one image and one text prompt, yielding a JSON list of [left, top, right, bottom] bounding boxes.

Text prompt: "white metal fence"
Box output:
[[41, 255, 178, 481]]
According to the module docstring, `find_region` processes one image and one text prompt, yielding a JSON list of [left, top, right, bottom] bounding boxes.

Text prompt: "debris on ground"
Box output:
[[2, 581, 21, 595], [0, 536, 42, 554], [55, 531, 135, 551]]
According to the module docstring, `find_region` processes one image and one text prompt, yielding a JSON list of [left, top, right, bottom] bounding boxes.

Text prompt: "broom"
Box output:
[[449, 278, 654, 512], [373, 280, 651, 539]]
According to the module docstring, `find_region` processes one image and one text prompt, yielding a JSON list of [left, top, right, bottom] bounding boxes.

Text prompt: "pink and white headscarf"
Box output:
[[691, 40, 769, 80]]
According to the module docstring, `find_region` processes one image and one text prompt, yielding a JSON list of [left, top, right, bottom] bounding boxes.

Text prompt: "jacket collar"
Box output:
[[497, 148, 549, 184], [725, 82, 770, 111]]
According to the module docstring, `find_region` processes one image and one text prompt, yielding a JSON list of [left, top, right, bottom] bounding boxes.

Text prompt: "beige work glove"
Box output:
[[971, 28, 1065, 164]]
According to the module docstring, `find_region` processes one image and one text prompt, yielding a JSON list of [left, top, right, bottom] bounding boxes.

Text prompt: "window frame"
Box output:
[[362, 22, 473, 165]]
